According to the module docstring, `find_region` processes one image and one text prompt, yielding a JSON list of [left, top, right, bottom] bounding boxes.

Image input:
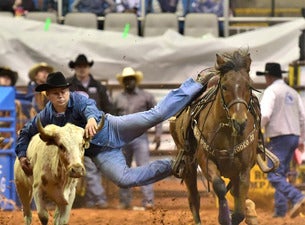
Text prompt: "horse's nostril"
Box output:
[[233, 120, 247, 135]]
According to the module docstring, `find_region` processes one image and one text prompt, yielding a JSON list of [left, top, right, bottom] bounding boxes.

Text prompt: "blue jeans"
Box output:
[[91, 78, 203, 188], [83, 156, 107, 207], [119, 134, 154, 207], [267, 135, 304, 216]]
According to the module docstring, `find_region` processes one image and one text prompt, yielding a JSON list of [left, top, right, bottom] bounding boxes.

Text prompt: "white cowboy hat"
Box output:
[[116, 67, 143, 85], [28, 62, 54, 81]]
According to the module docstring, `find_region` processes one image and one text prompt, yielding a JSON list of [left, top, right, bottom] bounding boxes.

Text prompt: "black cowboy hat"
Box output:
[[0, 66, 18, 86], [35, 71, 71, 92], [256, 62, 287, 78], [68, 54, 94, 68]]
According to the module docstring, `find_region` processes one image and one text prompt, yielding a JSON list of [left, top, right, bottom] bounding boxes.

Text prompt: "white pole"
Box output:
[[223, 0, 229, 37], [57, 0, 63, 20]]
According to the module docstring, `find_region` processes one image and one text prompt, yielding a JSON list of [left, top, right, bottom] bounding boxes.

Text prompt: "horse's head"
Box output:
[[215, 49, 252, 135]]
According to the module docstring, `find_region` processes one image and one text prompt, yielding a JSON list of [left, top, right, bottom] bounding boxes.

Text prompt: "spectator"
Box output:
[[67, 54, 114, 209], [27, 62, 54, 112], [0, 67, 18, 87], [257, 62, 305, 218], [114, 67, 162, 209], [12, 0, 37, 16], [185, 0, 224, 36], [115, 0, 140, 15], [188, 0, 223, 16], [0, 66, 36, 133], [157, 0, 179, 12], [40, 0, 70, 15], [71, 0, 116, 16]]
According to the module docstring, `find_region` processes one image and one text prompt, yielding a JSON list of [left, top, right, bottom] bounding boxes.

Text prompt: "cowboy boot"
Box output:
[[171, 150, 186, 179]]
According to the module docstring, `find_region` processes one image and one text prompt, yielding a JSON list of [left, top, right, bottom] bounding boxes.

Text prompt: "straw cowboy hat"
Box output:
[[28, 62, 54, 81], [69, 54, 94, 68], [35, 72, 71, 92], [256, 62, 287, 79], [0, 66, 18, 86], [116, 67, 143, 85]]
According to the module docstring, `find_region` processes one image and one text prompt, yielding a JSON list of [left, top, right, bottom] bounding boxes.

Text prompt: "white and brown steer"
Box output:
[[14, 119, 89, 225]]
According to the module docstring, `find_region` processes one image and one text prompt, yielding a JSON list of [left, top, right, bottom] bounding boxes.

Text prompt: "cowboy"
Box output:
[[67, 54, 114, 114], [27, 62, 54, 112], [114, 67, 162, 209], [15, 71, 207, 201], [257, 62, 305, 218]]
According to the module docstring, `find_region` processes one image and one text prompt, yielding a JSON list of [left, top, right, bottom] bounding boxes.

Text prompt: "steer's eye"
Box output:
[[59, 144, 65, 151]]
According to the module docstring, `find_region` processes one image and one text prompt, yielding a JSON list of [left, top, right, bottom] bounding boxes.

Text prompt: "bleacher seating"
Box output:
[[64, 12, 98, 29], [184, 13, 219, 37], [25, 12, 58, 23], [142, 13, 179, 37], [104, 13, 139, 35], [0, 11, 14, 17]]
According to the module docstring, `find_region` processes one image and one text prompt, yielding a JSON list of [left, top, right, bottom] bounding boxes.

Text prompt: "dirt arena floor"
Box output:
[[1, 177, 305, 225]]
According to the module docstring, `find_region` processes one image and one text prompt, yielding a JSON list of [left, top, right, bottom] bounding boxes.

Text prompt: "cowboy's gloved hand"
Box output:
[[19, 157, 33, 176], [154, 136, 161, 150], [85, 118, 98, 138]]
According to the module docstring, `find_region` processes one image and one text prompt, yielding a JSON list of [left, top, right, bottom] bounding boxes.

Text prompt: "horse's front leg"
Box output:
[[183, 156, 201, 225], [203, 160, 231, 225], [230, 169, 251, 225]]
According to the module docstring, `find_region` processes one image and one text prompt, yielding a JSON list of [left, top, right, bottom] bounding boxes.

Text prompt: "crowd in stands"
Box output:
[[0, 0, 225, 17]]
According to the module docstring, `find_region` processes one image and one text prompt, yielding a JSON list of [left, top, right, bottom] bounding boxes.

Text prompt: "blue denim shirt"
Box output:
[[15, 91, 104, 158]]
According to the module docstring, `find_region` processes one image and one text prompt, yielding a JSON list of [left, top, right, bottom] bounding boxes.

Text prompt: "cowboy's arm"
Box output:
[[78, 94, 104, 138], [260, 89, 276, 128]]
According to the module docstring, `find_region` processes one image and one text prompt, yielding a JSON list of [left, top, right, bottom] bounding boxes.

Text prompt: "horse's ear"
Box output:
[[216, 53, 225, 67], [245, 53, 252, 72]]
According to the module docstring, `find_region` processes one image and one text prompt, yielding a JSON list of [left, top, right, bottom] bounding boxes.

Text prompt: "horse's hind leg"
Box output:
[[184, 160, 201, 225]]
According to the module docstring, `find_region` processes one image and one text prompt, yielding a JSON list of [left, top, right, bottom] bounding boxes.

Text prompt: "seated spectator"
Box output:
[[12, 0, 37, 16], [157, 0, 179, 13], [71, 0, 116, 16], [189, 0, 223, 16], [40, 0, 70, 15], [185, 0, 224, 36], [116, 0, 140, 15]]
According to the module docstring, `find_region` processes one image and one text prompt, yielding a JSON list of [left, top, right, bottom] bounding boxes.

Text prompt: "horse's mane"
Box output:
[[215, 49, 251, 76]]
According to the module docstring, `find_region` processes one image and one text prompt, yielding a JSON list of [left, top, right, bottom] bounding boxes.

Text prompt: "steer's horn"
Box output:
[[83, 114, 105, 149], [37, 117, 56, 144], [256, 147, 280, 173]]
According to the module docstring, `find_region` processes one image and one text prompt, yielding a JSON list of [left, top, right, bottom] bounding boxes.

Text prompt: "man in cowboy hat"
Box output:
[[67, 54, 114, 113], [27, 62, 54, 112], [114, 67, 162, 210], [0, 67, 18, 86], [68, 54, 114, 209], [15, 71, 207, 207], [257, 62, 305, 218]]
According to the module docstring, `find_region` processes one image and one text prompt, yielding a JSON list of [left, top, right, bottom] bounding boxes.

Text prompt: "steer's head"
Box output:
[[37, 118, 86, 178]]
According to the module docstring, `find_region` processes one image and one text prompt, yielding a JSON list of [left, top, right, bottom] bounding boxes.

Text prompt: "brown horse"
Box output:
[[170, 49, 261, 225]]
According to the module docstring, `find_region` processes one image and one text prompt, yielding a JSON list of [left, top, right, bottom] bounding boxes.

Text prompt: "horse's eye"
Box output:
[[222, 85, 227, 91]]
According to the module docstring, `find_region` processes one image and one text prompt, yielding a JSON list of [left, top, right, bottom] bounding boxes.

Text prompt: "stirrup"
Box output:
[[172, 150, 186, 178]]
